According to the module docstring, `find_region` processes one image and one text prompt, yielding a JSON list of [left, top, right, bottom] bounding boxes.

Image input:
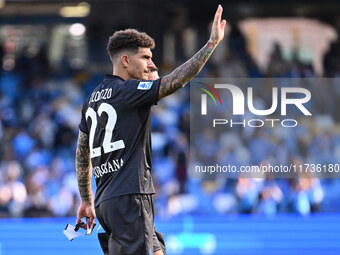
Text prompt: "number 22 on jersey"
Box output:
[[85, 103, 125, 158]]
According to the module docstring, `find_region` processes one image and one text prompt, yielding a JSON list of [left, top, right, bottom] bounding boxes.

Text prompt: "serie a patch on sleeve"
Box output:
[[137, 81, 153, 90]]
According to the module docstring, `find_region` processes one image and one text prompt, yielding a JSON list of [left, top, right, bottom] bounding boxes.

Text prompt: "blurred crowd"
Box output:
[[0, 25, 340, 218]]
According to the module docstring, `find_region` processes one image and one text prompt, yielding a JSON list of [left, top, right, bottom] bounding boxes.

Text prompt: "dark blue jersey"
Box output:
[[79, 74, 161, 207]]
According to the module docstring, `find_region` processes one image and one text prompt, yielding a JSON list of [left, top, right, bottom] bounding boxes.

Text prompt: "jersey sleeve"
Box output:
[[78, 101, 89, 134], [122, 78, 161, 107]]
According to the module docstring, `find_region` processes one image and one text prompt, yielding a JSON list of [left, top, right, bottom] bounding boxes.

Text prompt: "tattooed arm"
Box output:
[[75, 130, 95, 229], [158, 5, 226, 99]]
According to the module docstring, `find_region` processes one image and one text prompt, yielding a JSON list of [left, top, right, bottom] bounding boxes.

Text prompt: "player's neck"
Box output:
[[113, 67, 129, 81]]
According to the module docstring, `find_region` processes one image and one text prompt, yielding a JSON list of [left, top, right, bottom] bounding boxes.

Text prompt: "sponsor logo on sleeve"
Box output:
[[137, 81, 153, 90]]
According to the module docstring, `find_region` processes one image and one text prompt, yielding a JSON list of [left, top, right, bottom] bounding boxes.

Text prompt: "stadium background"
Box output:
[[0, 0, 340, 254]]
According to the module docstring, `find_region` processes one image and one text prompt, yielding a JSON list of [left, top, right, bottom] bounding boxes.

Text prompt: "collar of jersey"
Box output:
[[104, 74, 125, 81]]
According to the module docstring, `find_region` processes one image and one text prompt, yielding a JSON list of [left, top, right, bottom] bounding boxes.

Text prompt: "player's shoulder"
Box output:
[[126, 78, 156, 91], [103, 75, 157, 91]]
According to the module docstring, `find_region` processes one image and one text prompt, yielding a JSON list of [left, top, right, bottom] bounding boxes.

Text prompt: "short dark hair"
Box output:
[[106, 29, 155, 61]]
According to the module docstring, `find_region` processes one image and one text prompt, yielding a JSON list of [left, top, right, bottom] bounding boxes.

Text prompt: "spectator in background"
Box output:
[[267, 42, 290, 77]]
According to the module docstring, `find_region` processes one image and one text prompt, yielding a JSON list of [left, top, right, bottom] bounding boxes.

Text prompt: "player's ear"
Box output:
[[121, 54, 129, 68]]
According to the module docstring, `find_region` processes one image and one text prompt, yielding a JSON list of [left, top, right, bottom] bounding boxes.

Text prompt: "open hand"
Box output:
[[210, 5, 227, 46]]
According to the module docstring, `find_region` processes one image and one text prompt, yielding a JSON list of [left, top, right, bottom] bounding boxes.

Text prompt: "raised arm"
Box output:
[[158, 5, 226, 99], [75, 130, 95, 229]]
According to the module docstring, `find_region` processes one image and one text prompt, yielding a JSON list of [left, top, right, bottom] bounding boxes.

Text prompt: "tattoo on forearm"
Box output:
[[76, 131, 93, 203], [159, 41, 215, 99]]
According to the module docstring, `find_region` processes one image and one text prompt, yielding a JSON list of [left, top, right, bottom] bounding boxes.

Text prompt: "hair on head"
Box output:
[[107, 29, 155, 61]]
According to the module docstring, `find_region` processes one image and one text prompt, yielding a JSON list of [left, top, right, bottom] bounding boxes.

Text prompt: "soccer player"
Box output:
[[75, 5, 226, 255], [97, 67, 165, 255]]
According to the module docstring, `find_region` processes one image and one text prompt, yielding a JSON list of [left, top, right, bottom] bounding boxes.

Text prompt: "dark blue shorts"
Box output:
[[96, 194, 165, 255]]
